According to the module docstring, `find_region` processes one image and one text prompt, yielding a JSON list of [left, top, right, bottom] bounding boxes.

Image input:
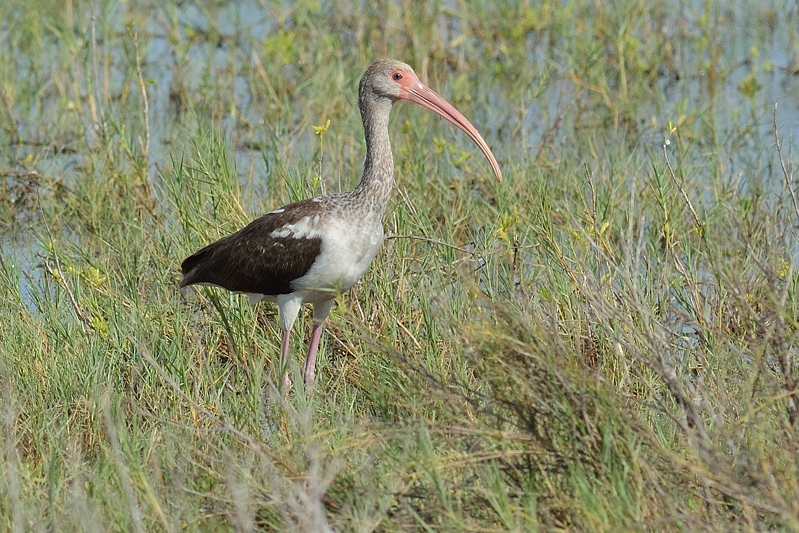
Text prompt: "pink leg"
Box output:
[[280, 327, 292, 391], [302, 320, 325, 386], [303, 299, 334, 387]]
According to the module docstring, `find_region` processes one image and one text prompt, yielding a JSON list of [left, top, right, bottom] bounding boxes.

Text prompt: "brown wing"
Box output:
[[180, 199, 324, 296]]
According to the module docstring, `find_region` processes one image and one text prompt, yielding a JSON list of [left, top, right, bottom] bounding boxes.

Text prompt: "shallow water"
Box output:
[[1, 0, 798, 296]]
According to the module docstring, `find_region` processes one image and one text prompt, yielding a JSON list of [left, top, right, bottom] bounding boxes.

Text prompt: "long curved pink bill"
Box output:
[[402, 82, 502, 183]]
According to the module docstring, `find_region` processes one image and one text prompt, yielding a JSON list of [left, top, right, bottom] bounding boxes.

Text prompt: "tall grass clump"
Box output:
[[2, 0, 799, 530]]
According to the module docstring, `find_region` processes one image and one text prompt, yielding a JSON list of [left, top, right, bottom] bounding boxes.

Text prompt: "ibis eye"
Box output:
[[392, 71, 403, 81]]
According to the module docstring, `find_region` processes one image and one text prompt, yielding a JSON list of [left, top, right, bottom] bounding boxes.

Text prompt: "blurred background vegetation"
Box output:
[[1, 0, 799, 530]]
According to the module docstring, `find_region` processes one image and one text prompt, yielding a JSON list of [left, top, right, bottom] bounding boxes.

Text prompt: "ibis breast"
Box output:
[[290, 216, 384, 298]]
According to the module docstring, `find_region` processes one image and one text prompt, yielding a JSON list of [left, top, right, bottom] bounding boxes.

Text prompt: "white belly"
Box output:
[[291, 219, 384, 300]]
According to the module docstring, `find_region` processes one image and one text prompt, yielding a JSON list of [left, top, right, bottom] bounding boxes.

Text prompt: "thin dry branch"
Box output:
[[774, 103, 798, 220]]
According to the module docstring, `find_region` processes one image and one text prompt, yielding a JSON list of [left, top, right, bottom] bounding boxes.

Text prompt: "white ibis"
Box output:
[[180, 59, 502, 389]]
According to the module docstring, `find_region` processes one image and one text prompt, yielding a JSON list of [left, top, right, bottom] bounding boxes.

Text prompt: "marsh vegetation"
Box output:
[[2, 0, 799, 530]]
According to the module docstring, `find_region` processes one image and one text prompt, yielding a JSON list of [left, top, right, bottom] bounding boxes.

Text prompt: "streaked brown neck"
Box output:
[[351, 94, 395, 217]]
